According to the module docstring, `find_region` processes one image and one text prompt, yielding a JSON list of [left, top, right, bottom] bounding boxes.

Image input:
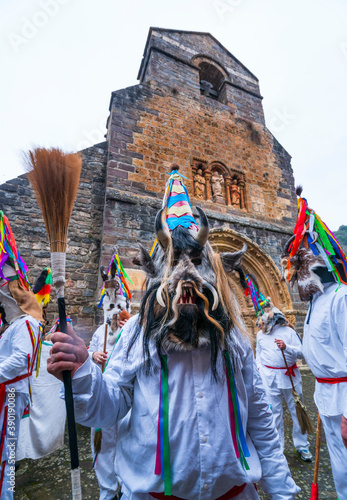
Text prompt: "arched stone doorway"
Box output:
[[209, 228, 294, 336]]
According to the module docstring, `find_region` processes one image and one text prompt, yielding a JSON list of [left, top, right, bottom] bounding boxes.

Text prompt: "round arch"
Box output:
[[209, 228, 294, 335]]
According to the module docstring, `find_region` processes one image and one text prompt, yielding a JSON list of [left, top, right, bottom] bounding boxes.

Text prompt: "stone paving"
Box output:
[[14, 370, 337, 499]]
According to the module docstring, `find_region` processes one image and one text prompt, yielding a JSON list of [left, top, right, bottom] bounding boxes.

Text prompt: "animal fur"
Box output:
[[131, 208, 250, 379]]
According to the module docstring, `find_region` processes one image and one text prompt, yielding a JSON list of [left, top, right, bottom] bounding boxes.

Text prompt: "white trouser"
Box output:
[[0, 391, 28, 500], [91, 425, 119, 500], [319, 413, 347, 499], [264, 383, 309, 452]]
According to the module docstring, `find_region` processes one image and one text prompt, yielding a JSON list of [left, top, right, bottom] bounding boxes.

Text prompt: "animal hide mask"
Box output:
[[281, 237, 327, 301], [99, 260, 131, 336], [132, 206, 248, 378], [256, 299, 288, 334]]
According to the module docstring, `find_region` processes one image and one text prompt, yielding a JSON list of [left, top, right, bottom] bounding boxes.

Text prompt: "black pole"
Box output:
[[58, 297, 79, 471]]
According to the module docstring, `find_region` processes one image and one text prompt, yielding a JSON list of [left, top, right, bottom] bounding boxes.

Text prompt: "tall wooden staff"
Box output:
[[310, 413, 322, 500], [25, 148, 82, 499]]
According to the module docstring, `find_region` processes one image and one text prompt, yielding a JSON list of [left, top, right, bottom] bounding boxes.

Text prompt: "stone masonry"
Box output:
[[0, 28, 305, 342]]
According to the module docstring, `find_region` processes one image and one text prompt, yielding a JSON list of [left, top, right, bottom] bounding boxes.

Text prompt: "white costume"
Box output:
[[71, 315, 299, 500], [0, 316, 41, 500], [16, 341, 66, 460], [303, 282, 347, 499], [256, 324, 309, 453], [89, 324, 121, 500]]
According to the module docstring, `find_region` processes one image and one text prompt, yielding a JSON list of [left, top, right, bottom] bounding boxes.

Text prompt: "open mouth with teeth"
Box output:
[[177, 284, 195, 305]]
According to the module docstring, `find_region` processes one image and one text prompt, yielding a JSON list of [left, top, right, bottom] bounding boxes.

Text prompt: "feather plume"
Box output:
[[24, 148, 82, 253]]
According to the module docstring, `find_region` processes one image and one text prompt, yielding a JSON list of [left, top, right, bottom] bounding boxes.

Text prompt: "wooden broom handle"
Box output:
[[313, 413, 322, 483], [281, 350, 296, 392], [102, 323, 108, 372]]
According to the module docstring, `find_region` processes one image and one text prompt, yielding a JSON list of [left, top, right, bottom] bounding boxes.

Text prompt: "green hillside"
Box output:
[[334, 225, 347, 253]]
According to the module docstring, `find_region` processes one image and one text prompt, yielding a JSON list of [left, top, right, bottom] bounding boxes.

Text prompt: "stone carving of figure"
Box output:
[[230, 179, 241, 207], [194, 168, 206, 199], [211, 171, 225, 204]]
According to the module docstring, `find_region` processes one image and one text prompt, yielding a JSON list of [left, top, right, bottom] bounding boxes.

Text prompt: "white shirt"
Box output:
[[256, 325, 303, 390], [88, 324, 118, 363], [303, 282, 347, 418], [0, 315, 41, 395], [71, 315, 299, 500]]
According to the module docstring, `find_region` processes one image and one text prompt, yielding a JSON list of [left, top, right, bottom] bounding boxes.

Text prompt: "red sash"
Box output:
[[316, 376, 347, 384], [150, 483, 246, 500], [264, 363, 298, 377]]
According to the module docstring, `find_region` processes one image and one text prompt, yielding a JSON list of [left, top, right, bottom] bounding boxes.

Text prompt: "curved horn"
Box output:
[[202, 280, 219, 311], [282, 235, 295, 256], [194, 207, 209, 246], [155, 209, 171, 250], [156, 283, 166, 308], [310, 231, 318, 244]]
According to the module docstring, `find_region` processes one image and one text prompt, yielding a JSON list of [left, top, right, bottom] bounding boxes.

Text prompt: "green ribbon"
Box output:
[[161, 355, 171, 495]]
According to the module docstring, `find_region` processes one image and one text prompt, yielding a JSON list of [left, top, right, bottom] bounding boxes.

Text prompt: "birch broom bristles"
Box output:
[[25, 147, 82, 500], [25, 148, 81, 253], [281, 351, 315, 435]]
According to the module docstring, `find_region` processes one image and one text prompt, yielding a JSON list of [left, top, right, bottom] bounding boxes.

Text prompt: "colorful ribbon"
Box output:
[[224, 351, 250, 470], [244, 275, 269, 316], [155, 355, 171, 496], [0, 211, 30, 290], [285, 195, 347, 286]]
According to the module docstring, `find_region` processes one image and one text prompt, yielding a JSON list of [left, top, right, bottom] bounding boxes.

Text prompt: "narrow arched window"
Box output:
[[198, 62, 225, 100]]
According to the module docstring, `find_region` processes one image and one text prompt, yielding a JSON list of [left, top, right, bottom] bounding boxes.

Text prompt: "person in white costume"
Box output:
[[0, 212, 43, 500], [255, 303, 311, 461], [89, 255, 131, 500], [48, 170, 300, 500], [49, 315, 300, 500], [281, 187, 347, 499], [16, 339, 66, 461], [17, 268, 66, 462]]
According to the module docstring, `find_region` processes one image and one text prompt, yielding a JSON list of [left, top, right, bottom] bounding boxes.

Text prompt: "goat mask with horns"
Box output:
[[281, 187, 347, 301], [132, 166, 248, 377]]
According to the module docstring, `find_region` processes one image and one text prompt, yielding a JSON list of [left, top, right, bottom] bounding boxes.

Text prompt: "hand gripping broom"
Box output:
[[281, 350, 315, 435], [25, 148, 82, 499]]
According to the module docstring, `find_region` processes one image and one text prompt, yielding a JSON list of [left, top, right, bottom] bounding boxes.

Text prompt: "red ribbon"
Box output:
[[316, 376, 347, 384], [264, 363, 298, 377]]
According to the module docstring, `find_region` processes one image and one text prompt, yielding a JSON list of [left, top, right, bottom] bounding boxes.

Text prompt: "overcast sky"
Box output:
[[1, 0, 346, 230]]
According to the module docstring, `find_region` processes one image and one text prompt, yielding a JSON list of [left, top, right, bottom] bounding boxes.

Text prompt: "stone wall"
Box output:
[[0, 143, 107, 342]]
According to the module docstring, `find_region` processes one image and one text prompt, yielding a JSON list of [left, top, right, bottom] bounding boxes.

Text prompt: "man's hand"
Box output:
[[274, 339, 286, 351], [341, 415, 347, 448], [47, 323, 88, 381], [92, 351, 108, 365]]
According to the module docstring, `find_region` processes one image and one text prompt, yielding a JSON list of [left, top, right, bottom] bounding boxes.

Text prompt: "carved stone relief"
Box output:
[[191, 158, 246, 209]]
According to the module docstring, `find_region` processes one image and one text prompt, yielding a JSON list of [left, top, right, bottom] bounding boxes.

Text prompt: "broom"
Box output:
[[310, 413, 322, 500], [281, 350, 315, 435], [25, 148, 82, 500]]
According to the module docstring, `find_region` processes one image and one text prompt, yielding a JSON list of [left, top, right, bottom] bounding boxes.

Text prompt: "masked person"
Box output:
[[281, 187, 347, 499], [255, 298, 311, 461], [48, 167, 300, 499], [89, 253, 131, 500], [0, 211, 43, 499]]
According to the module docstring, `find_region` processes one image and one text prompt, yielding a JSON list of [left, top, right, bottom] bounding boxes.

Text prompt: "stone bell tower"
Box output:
[[0, 28, 303, 340], [101, 28, 302, 333]]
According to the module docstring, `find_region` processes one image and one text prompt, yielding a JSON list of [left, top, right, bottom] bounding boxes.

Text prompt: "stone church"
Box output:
[[0, 28, 304, 343]]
